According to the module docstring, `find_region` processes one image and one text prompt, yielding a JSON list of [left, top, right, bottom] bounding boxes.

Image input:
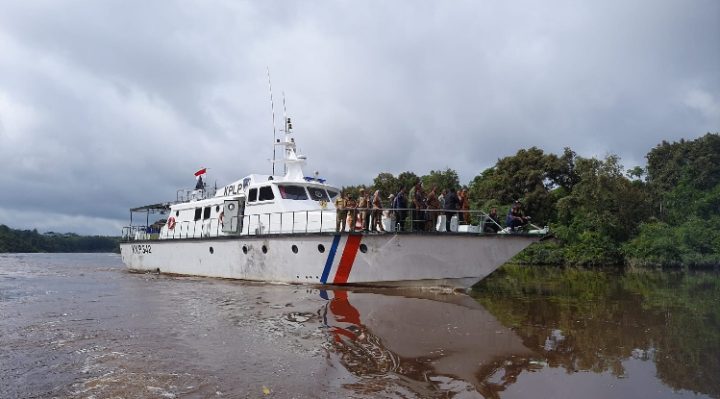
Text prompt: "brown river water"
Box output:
[[0, 253, 717, 398]]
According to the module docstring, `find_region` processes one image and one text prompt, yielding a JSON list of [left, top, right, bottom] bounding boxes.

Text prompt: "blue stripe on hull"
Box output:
[[320, 235, 341, 284]]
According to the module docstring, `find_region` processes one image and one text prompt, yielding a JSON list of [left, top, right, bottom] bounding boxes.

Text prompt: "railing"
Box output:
[[175, 187, 217, 203], [121, 208, 545, 242]]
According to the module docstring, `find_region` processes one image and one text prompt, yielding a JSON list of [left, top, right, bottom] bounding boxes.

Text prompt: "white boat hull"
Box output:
[[120, 232, 537, 290]]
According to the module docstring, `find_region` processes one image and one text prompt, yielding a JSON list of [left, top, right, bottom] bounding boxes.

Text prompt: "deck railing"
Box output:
[[121, 207, 542, 242]]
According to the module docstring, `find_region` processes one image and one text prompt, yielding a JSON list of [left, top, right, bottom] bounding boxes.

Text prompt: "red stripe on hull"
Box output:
[[333, 235, 362, 284]]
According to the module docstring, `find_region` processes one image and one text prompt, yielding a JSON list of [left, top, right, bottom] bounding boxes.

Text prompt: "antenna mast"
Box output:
[[282, 92, 290, 176], [267, 68, 278, 175]]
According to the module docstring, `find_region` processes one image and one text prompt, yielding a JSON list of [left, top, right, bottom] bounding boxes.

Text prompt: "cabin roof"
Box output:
[[130, 203, 173, 213]]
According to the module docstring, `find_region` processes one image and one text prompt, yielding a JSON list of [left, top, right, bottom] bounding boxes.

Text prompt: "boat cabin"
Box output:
[[151, 173, 340, 240]]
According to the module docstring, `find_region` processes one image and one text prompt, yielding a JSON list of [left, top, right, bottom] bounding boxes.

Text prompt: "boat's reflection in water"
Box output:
[[317, 289, 535, 397]]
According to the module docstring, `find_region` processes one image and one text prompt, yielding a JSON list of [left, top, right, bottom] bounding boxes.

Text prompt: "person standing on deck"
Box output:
[[392, 187, 407, 232], [357, 189, 369, 232], [444, 187, 460, 232], [411, 181, 426, 231], [408, 182, 417, 231], [371, 190, 385, 232], [335, 191, 348, 232], [426, 185, 441, 232], [459, 189, 470, 224], [345, 193, 358, 232]]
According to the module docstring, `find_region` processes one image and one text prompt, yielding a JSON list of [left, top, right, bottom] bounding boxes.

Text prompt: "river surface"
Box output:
[[0, 253, 717, 398]]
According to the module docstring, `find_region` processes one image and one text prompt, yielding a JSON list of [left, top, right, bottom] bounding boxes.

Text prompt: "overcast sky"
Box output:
[[0, 0, 718, 235]]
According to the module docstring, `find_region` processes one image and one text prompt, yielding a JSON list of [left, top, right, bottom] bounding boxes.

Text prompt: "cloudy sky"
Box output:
[[0, 0, 718, 235]]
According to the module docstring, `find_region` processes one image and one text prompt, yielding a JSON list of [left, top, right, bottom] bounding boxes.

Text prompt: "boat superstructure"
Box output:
[[120, 117, 547, 291]]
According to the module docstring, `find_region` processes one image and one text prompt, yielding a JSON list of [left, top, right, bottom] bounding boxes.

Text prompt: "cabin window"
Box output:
[[194, 208, 202, 221], [203, 207, 211, 220], [248, 188, 258, 203], [307, 187, 329, 201], [327, 189, 340, 200], [278, 185, 308, 200], [259, 186, 275, 201]]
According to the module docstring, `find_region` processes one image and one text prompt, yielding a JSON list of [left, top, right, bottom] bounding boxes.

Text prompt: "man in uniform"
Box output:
[[412, 182, 425, 231], [335, 191, 348, 232], [345, 192, 358, 232], [426, 185, 441, 232], [357, 188, 369, 231]]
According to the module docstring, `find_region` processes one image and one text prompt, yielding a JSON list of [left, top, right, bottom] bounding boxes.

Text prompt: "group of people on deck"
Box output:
[[334, 181, 531, 233]]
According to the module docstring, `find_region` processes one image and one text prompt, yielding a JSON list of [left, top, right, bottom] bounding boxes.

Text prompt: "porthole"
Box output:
[[242, 245, 248, 254], [209, 247, 214, 254], [318, 244, 325, 253], [291, 245, 298, 254], [215, 205, 220, 212], [359, 244, 368, 253], [262, 245, 268, 254], [175, 210, 179, 217]]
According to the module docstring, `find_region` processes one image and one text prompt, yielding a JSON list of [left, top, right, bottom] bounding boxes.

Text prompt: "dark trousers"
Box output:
[[411, 208, 423, 231], [395, 211, 405, 231], [445, 212, 456, 232]]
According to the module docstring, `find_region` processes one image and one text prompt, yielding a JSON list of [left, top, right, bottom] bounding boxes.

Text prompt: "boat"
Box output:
[[119, 117, 548, 291]]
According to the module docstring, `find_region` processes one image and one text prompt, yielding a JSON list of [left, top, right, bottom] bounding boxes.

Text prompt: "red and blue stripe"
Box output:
[[320, 234, 363, 285]]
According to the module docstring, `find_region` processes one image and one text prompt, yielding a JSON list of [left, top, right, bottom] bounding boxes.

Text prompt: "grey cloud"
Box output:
[[0, 0, 717, 234]]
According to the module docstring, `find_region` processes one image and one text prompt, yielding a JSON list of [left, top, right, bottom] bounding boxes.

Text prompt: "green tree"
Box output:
[[554, 155, 651, 265], [0, 224, 119, 253], [646, 133, 720, 221], [396, 171, 420, 193], [469, 147, 574, 224], [625, 133, 720, 267], [371, 172, 400, 197], [421, 168, 460, 192]]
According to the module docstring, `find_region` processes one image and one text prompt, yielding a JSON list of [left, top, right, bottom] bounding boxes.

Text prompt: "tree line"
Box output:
[[0, 225, 119, 253], [342, 133, 720, 268]]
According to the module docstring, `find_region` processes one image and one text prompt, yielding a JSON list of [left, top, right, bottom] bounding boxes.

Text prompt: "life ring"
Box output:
[[167, 216, 176, 230], [219, 211, 224, 226]]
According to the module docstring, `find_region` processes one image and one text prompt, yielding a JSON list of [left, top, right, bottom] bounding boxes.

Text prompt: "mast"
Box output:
[[267, 68, 278, 176], [282, 93, 290, 176]]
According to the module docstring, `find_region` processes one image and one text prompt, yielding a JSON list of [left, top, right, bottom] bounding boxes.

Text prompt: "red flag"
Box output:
[[194, 168, 207, 177]]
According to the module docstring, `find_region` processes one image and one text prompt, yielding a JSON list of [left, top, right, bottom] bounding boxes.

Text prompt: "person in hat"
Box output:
[[345, 192, 358, 232], [371, 190, 385, 232], [335, 191, 348, 232]]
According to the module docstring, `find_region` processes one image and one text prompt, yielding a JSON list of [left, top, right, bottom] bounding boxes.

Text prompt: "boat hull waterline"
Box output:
[[120, 232, 537, 290]]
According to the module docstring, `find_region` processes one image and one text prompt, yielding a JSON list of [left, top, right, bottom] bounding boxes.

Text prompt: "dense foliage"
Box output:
[[0, 225, 119, 253], [348, 133, 720, 268]]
